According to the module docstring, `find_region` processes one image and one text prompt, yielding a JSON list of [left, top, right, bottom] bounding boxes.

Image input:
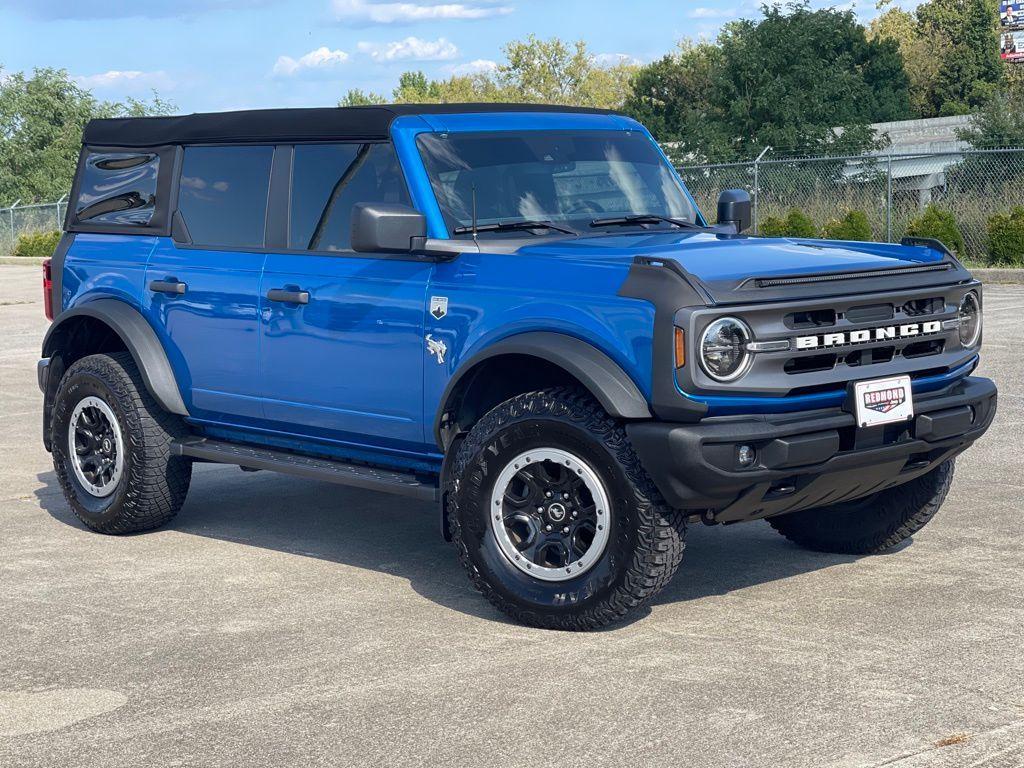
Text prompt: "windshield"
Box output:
[[416, 130, 699, 237]]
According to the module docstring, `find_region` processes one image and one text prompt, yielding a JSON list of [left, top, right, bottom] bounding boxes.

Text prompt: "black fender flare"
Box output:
[[42, 299, 189, 416], [433, 331, 651, 447]]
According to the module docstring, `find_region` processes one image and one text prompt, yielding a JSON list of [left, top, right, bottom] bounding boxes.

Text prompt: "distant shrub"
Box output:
[[904, 206, 965, 256], [12, 230, 61, 258], [821, 210, 872, 241], [758, 208, 817, 238], [987, 207, 1024, 267]]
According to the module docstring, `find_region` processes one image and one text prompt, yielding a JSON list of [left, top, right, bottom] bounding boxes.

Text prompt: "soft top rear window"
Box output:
[[75, 151, 160, 226]]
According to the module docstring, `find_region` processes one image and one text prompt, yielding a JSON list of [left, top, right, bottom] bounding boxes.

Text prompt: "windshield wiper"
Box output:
[[590, 214, 704, 230], [452, 219, 577, 236]]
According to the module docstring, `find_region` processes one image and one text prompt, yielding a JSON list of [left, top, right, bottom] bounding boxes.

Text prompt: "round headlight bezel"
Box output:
[[699, 316, 753, 382], [958, 291, 982, 348]]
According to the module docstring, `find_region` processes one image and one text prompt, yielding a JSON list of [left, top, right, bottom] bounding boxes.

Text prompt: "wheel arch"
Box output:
[[42, 300, 189, 423], [434, 331, 651, 452]]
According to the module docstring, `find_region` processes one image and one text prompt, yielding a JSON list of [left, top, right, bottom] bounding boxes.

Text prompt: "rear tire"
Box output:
[[447, 387, 685, 630], [766, 459, 955, 554], [51, 352, 192, 534]]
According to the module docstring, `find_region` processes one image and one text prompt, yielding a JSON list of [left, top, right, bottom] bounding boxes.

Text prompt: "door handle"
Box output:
[[150, 279, 187, 295], [266, 288, 310, 305]]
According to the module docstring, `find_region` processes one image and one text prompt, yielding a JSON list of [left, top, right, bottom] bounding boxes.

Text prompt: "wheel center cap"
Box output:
[[547, 502, 567, 522], [102, 438, 112, 453]]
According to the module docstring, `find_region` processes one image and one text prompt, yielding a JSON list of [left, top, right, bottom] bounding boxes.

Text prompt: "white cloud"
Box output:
[[451, 58, 498, 75], [332, 0, 513, 24], [688, 6, 733, 18], [72, 70, 173, 92], [593, 53, 642, 67], [357, 36, 458, 61], [273, 47, 350, 76]]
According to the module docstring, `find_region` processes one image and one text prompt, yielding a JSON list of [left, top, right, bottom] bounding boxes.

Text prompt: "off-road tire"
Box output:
[[766, 459, 955, 554], [51, 352, 192, 534], [447, 387, 686, 630]]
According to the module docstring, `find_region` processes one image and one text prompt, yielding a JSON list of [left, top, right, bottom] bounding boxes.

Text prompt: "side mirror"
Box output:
[[717, 189, 752, 233], [351, 203, 427, 253]]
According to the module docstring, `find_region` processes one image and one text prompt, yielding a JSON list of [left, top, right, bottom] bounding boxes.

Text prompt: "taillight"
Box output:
[[42, 259, 53, 320]]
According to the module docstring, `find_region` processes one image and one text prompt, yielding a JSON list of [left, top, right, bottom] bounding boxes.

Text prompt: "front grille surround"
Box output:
[[677, 282, 980, 397]]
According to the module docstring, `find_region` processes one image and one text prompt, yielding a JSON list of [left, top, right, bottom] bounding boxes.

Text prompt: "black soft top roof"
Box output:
[[83, 103, 617, 147]]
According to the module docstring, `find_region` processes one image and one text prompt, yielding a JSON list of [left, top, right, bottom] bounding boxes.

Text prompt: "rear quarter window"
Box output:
[[75, 152, 160, 226]]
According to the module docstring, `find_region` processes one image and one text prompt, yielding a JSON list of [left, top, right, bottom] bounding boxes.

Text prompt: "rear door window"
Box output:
[[75, 151, 160, 226], [177, 146, 274, 248], [289, 143, 409, 252]]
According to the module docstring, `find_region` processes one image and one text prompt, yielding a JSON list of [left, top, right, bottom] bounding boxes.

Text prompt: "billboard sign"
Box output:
[[1002, 1, 1024, 29], [1002, 30, 1024, 61]]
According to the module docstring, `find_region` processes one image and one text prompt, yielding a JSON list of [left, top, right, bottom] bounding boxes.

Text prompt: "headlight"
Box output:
[[958, 292, 982, 347], [700, 317, 752, 381]]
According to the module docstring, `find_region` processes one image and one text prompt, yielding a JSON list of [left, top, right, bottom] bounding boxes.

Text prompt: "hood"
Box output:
[[515, 231, 968, 304]]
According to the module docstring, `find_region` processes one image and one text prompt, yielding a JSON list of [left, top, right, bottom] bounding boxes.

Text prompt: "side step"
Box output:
[[171, 437, 439, 502]]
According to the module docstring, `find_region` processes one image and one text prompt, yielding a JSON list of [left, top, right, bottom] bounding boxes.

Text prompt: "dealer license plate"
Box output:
[[853, 375, 914, 428]]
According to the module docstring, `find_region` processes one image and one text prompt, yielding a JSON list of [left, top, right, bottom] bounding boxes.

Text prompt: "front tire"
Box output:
[[51, 352, 192, 534], [766, 459, 955, 554], [447, 388, 685, 630]]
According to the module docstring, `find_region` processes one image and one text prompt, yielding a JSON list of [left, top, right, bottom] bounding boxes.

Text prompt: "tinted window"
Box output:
[[178, 146, 273, 248], [76, 151, 159, 226], [289, 143, 409, 251]]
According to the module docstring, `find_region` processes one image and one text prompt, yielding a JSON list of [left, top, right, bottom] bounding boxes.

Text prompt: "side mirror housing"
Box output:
[[717, 189, 752, 233], [351, 203, 427, 253]]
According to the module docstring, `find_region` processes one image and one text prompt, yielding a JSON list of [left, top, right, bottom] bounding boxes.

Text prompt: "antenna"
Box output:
[[471, 184, 478, 243]]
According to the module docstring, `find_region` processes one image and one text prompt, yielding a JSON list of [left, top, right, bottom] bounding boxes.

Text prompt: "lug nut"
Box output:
[[562, 492, 569, 499], [537, 506, 544, 513], [562, 527, 569, 534], [545, 491, 553, 498], [545, 524, 552, 532], [571, 511, 577, 519]]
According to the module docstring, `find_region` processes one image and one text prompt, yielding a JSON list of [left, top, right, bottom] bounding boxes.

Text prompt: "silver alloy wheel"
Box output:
[[489, 448, 611, 582], [67, 396, 125, 498]]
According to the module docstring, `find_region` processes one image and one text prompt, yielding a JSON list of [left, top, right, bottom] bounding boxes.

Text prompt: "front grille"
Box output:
[[683, 283, 977, 397]]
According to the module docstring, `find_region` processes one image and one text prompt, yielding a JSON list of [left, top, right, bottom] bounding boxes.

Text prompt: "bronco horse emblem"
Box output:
[[425, 334, 447, 364]]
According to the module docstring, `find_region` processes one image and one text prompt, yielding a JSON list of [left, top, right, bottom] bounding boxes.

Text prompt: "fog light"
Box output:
[[737, 444, 756, 468]]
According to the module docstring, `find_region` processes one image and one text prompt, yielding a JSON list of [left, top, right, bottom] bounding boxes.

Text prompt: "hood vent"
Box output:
[[748, 262, 952, 289]]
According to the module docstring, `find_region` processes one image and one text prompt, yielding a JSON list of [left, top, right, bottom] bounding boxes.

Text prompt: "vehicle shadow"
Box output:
[[34, 464, 870, 628]]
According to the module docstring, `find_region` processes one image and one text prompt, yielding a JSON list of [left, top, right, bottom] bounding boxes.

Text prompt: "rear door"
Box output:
[[258, 142, 433, 455], [143, 145, 273, 424]]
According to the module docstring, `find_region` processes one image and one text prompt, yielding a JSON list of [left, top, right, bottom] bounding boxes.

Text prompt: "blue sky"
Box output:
[[1, 0, 880, 113]]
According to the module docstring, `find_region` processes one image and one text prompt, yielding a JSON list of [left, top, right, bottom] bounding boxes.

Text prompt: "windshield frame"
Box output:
[[413, 128, 706, 240]]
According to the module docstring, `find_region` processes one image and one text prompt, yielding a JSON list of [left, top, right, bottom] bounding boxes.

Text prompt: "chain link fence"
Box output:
[[677, 147, 1024, 262], [0, 199, 68, 255]]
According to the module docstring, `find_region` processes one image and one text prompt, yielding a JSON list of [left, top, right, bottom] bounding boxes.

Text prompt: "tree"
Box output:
[[869, 5, 952, 119], [625, 2, 912, 162], [338, 88, 387, 106], [339, 35, 639, 109], [0, 67, 174, 205]]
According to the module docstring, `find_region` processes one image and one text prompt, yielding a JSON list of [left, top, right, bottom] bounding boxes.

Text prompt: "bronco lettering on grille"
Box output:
[[795, 320, 942, 350]]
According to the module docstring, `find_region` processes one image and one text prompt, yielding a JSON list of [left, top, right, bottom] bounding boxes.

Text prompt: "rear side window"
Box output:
[[75, 152, 160, 226], [289, 143, 409, 252], [177, 146, 273, 248]]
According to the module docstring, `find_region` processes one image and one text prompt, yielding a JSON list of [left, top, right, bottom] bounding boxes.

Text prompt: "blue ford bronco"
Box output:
[[39, 104, 996, 629]]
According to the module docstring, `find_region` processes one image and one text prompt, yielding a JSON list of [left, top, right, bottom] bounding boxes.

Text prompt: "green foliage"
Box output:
[[0, 67, 175, 205], [821, 209, 873, 241], [12, 230, 61, 258], [957, 89, 1024, 148], [338, 88, 387, 106], [341, 36, 640, 110], [625, 2, 911, 162], [987, 207, 1024, 266], [905, 205, 966, 255], [758, 208, 818, 238]]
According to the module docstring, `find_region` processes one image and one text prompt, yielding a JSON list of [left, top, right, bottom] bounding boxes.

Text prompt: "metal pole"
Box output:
[[752, 146, 770, 235], [9, 200, 18, 246], [885, 155, 893, 243]]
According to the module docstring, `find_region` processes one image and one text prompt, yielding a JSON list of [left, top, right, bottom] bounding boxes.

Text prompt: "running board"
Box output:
[[171, 438, 439, 501]]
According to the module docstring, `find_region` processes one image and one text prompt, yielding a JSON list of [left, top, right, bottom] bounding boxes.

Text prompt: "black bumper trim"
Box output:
[[627, 376, 997, 521]]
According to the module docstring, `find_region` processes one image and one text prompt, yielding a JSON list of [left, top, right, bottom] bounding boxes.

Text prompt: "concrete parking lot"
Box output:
[[0, 263, 1021, 768]]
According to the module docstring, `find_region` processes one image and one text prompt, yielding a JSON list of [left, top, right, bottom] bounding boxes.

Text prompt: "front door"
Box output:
[[258, 142, 432, 456]]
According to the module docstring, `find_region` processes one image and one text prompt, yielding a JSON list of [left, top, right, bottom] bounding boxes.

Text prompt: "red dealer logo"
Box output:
[[863, 387, 906, 414]]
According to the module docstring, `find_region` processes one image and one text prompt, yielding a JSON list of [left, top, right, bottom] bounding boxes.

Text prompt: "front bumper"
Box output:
[[627, 375, 997, 523]]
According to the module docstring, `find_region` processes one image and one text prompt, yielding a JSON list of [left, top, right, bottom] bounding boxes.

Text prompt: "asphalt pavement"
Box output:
[[1, 264, 1021, 767]]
